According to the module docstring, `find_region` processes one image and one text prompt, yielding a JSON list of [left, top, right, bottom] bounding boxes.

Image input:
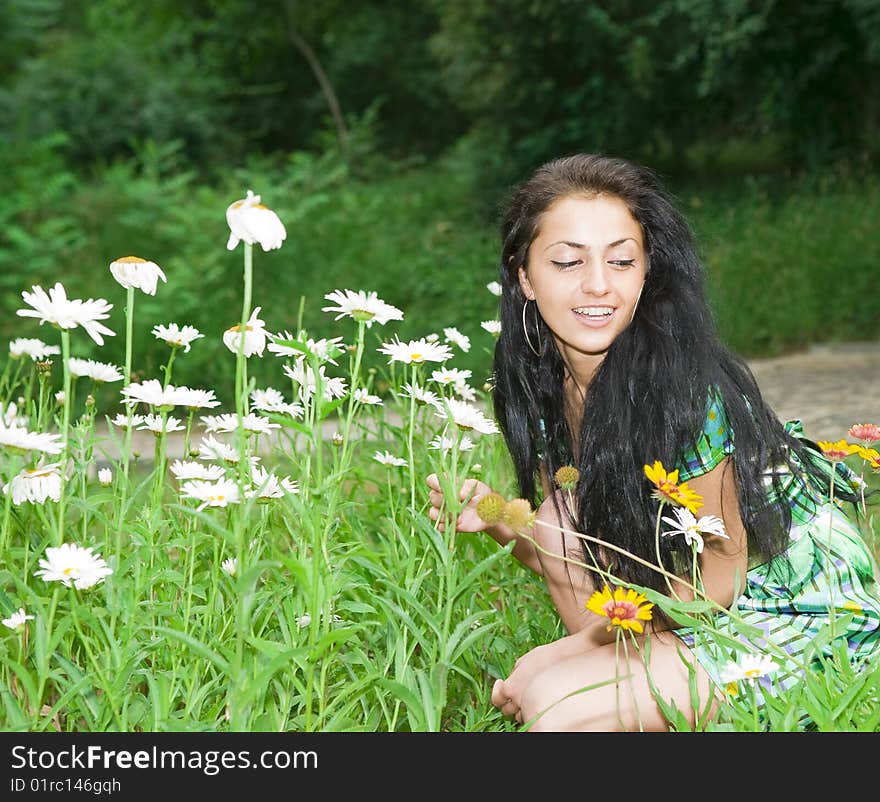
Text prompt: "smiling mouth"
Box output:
[[573, 306, 615, 319]]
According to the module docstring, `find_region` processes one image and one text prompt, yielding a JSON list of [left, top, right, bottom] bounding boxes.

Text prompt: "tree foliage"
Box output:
[[2, 0, 877, 185]]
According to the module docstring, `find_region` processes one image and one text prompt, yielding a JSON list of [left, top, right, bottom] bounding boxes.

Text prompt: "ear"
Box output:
[[518, 266, 535, 300]]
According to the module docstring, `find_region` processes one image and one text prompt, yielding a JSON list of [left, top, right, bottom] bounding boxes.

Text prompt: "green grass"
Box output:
[[1, 143, 879, 732], [0, 278, 878, 732]]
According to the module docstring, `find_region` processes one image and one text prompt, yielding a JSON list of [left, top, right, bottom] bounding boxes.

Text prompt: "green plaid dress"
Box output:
[[671, 391, 880, 710]]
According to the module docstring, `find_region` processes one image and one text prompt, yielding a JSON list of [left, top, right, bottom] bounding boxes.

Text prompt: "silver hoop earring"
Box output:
[[522, 299, 542, 357]]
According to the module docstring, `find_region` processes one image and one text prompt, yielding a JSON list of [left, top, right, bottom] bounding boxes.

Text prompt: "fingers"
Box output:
[[425, 473, 440, 491], [492, 678, 521, 723], [491, 678, 505, 707]]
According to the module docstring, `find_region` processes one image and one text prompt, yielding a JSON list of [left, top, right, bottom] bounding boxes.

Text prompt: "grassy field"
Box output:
[[0, 235, 878, 731]]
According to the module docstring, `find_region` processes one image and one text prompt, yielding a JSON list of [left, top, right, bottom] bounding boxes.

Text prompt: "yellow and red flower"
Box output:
[[586, 585, 655, 634], [856, 446, 880, 471], [816, 439, 860, 462], [643, 460, 704, 514]]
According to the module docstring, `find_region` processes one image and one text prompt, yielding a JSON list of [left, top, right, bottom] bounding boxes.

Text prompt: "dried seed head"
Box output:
[[503, 498, 535, 531], [475, 492, 507, 524], [554, 465, 580, 490]]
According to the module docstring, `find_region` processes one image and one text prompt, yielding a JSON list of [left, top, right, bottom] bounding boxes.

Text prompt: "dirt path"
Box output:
[[101, 340, 879, 464], [746, 341, 879, 442]]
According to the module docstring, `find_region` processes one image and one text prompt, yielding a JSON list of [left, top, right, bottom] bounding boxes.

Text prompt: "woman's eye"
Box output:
[[551, 260, 580, 270], [609, 259, 635, 269]]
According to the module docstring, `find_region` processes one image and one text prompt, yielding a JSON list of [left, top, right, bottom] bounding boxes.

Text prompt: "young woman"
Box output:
[[425, 153, 880, 731]]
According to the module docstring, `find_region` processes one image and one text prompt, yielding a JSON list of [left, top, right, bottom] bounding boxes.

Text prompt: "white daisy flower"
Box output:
[[443, 327, 471, 352], [136, 414, 186, 435], [200, 413, 240, 433], [377, 336, 453, 365], [436, 399, 499, 435], [302, 336, 345, 364], [719, 653, 779, 686], [151, 323, 205, 353], [453, 381, 477, 402], [481, 320, 502, 336], [120, 379, 184, 409], [197, 435, 246, 464], [97, 467, 113, 486], [180, 478, 241, 511], [266, 331, 304, 359], [17, 283, 115, 346], [9, 338, 60, 360], [398, 382, 442, 410], [226, 190, 287, 252], [221, 557, 237, 577], [3, 462, 62, 505], [67, 358, 124, 383], [660, 507, 729, 554], [322, 289, 404, 327], [431, 367, 472, 386], [429, 434, 475, 454], [109, 256, 167, 295], [174, 387, 222, 410], [267, 331, 344, 365], [353, 388, 382, 405], [2, 607, 35, 630], [109, 413, 145, 429], [250, 388, 305, 419], [2, 402, 27, 428], [223, 306, 268, 358], [250, 387, 286, 410], [374, 450, 407, 467], [0, 424, 64, 455], [247, 465, 300, 499], [296, 614, 311, 628], [486, 281, 502, 297], [169, 460, 226, 481], [282, 362, 347, 402], [35, 543, 113, 590], [237, 413, 282, 435]]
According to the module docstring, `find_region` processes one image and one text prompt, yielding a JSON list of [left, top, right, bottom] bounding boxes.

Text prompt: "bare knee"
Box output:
[[519, 663, 593, 732]]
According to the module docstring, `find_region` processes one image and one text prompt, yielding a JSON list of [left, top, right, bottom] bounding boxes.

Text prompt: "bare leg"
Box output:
[[519, 630, 719, 732]]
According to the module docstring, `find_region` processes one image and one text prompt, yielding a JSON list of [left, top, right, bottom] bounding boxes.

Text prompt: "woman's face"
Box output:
[[518, 193, 647, 376]]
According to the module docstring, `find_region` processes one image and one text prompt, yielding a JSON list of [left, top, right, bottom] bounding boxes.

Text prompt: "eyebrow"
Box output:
[[543, 237, 638, 252]]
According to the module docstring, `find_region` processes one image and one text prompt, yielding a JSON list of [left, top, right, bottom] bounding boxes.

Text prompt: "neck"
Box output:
[[558, 348, 602, 399]]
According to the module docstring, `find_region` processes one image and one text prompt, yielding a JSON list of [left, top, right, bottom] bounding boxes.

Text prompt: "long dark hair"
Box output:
[[492, 153, 856, 595]]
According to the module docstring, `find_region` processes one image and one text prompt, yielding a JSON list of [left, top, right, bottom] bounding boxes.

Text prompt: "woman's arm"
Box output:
[[668, 456, 749, 608], [530, 456, 748, 637]]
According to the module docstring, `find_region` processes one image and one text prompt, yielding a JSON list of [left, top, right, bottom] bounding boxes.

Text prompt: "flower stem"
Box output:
[[55, 330, 72, 545], [115, 287, 136, 562], [229, 241, 253, 730]]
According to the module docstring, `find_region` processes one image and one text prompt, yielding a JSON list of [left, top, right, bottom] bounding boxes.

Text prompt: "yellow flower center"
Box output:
[[26, 468, 53, 478], [62, 567, 76, 576], [115, 256, 146, 264], [744, 669, 761, 678], [410, 353, 423, 361]]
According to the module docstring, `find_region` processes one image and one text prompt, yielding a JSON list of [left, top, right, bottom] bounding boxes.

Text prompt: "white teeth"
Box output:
[[574, 307, 614, 317]]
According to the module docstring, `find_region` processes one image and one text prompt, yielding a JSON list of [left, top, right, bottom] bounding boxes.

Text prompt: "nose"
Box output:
[[579, 260, 611, 296]]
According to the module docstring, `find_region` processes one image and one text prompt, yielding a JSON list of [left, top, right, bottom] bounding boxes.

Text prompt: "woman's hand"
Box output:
[[425, 473, 494, 533]]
